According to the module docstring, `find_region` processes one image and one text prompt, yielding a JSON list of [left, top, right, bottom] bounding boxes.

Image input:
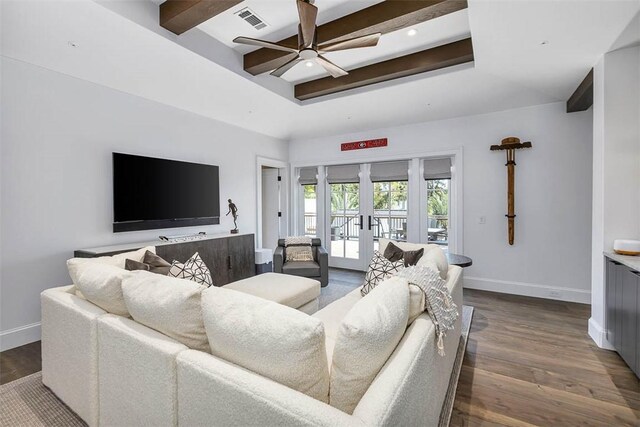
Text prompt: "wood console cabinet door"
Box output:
[[606, 259, 618, 344], [620, 268, 638, 372], [637, 283, 640, 376], [228, 234, 255, 283]]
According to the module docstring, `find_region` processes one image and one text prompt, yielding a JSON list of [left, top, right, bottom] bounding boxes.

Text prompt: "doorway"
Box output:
[[257, 157, 288, 252]]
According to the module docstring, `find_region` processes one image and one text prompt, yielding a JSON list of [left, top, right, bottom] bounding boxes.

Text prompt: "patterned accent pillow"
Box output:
[[285, 236, 313, 246], [169, 252, 213, 287], [286, 245, 314, 262], [361, 251, 404, 296]]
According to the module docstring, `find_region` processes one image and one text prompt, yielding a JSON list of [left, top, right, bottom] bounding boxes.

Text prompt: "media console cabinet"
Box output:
[[75, 233, 255, 287], [604, 252, 640, 378]]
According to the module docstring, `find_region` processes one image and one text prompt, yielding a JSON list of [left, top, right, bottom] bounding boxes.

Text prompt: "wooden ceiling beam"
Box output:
[[160, 0, 244, 35], [294, 38, 473, 101], [566, 68, 593, 113], [244, 0, 468, 76]]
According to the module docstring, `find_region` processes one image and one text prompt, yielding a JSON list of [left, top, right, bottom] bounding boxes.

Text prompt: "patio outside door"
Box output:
[[326, 164, 368, 270]]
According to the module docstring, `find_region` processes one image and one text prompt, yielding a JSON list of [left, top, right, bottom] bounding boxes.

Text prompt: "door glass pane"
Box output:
[[303, 184, 317, 237], [373, 181, 408, 252], [330, 183, 360, 259], [426, 179, 449, 250]]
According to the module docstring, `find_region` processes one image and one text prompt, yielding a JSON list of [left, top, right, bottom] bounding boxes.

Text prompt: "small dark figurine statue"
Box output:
[[226, 199, 239, 234]]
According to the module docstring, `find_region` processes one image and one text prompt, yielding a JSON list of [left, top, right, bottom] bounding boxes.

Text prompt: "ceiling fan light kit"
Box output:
[[233, 0, 381, 78]]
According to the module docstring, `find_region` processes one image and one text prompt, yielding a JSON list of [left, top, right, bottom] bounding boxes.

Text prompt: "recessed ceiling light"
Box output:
[[67, 41, 79, 48], [407, 29, 418, 37], [305, 61, 314, 67]]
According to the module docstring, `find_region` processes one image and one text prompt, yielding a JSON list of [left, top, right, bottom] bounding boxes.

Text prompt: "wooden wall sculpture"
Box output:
[[490, 137, 532, 245]]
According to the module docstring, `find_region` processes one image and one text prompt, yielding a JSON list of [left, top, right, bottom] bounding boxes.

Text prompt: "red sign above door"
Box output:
[[341, 138, 388, 151]]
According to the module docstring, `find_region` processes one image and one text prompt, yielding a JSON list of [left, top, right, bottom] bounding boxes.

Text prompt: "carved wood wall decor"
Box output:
[[490, 137, 532, 245]]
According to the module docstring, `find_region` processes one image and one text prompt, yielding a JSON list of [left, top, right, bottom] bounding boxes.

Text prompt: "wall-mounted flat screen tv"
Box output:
[[113, 153, 220, 232]]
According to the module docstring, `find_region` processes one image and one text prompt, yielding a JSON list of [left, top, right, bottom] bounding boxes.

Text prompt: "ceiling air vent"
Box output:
[[236, 7, 267, 31]]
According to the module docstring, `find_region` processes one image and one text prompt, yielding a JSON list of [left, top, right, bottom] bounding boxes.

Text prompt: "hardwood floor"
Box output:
[[1, 269, 638, 426], [452, 289, 639, 427], [0, 340, 41, 385]]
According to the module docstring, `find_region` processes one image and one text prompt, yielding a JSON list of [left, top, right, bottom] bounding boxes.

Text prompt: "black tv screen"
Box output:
[[113, 153, 220, 232]]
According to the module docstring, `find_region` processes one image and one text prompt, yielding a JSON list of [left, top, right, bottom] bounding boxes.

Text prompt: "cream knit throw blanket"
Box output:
[[395, 265, 458, 356]]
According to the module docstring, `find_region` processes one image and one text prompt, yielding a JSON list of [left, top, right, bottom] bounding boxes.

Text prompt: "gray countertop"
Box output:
[[79, 232, 253, 255], [604, 252, 640, 272]]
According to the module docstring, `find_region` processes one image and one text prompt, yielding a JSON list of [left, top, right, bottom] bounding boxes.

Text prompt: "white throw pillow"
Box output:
[[67, 246, 156, 284], [201, 286, 330, 403], [121, 270, 209, 352], [329, 277, 409, 414], [379, 238, 448, 279], [74, 263, 133, 316]]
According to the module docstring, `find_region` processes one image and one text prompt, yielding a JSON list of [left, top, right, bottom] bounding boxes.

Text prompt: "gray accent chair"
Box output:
[[274, 238, 328, 287]]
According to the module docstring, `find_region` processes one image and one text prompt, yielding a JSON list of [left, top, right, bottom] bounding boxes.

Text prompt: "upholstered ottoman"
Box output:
[[224, 272, 321, 314]]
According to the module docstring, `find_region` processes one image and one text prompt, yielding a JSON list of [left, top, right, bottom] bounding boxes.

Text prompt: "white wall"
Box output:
[[590, 45, 640, 348], [290, 102, 593, 303], [0, 57, 288, 350]]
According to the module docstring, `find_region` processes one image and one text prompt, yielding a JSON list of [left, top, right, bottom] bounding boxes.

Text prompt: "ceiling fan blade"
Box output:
[[319, 33, 382, 53], [316, 55, 348, 78], [297, 0, 318, 48], [233, 37, 297, 53], [270, 52, 301, 70], [271, 55, 302, 77]]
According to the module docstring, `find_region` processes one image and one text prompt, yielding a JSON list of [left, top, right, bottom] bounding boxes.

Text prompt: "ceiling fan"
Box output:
[[233, 0, 381, 78]]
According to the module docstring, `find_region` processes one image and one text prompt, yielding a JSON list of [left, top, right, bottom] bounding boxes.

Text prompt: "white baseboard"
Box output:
[[588, 317, 615, 350], [0, 322, 41, 352], [463, 276, 591, 304]]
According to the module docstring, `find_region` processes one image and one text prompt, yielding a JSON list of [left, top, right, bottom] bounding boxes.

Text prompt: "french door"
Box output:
[[325, 162, 410, 270], [298, 156, 456, 271], [325, 164, 372, 270]]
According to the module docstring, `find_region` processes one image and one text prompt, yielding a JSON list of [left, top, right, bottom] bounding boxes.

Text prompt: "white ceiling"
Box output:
[[2, 0, 639, 141], [196, 0, 470, 83]]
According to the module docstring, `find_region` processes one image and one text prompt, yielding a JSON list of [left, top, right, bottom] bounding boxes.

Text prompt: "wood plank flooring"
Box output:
[[1, 269, 638, 426], [452, 289, 639, 427], [0, 340, 41, 385]]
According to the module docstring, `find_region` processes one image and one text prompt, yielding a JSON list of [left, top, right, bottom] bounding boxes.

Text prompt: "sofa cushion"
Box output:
[[121, 271, 209, 352], [74, 263, 133, 316], [169, 252, 213, 287], [224, 273, 320, 309], [282, 261, 320, 277], [67, 246, 155, 284], [361, 251, 404, 296], [285, 246, 314, 262], [201, 286, 330, 403], [379, 238, 448, 279], [125, 250, 171, 275], [329, 278, 409, 414], [383, 242, 424, 267]]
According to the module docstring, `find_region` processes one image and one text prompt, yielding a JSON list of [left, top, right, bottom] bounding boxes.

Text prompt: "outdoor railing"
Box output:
[[303, 212, 448, 241]]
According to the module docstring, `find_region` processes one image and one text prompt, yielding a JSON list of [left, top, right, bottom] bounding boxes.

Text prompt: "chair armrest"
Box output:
[[177, 350, 363, 427], [273, 246, 285, 273], [316, 246, 329, 287]]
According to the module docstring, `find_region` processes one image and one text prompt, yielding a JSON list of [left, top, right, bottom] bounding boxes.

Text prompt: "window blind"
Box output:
[[298, 167, 318, 185], [370, 161, 409, 182], [423, 158, 452, 180], [326, 164, 360, 184]]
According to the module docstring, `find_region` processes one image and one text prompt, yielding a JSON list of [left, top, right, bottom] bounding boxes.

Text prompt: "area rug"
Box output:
[[0, 306, 473, 427], [0, 373, 85, 426]]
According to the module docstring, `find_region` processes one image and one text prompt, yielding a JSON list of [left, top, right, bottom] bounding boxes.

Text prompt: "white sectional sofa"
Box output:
[[41, 252, 462, 427]]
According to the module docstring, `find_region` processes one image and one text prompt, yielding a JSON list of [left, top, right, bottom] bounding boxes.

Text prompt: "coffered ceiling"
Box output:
[[2, 0, 639, 140]]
